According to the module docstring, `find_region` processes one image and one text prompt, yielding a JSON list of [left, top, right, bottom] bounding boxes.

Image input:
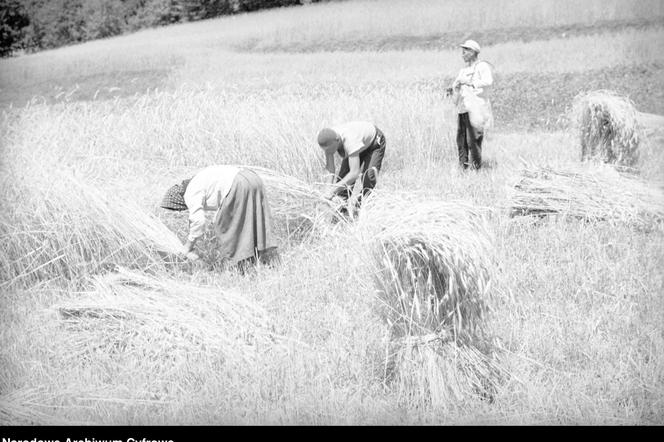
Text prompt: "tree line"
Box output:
[[0, 0, 325, 57]]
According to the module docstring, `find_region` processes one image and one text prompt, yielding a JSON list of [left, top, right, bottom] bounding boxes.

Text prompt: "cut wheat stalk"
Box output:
[[0, 165, 185, 289], [241, 166, 335, 216], [389, 339, 505, 409], [353, 193, 495, 341], [239, 165, 354, 240], [573, 90, 641, 167], [509, 163, 664, 229], [52, 267, 275, 367], [0, 388, 80, 425], [345, 192, 504, 406]]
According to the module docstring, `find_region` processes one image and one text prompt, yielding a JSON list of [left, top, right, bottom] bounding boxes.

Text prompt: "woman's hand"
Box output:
[[182, 239, 199, 261], [183, 239, 196, 253]]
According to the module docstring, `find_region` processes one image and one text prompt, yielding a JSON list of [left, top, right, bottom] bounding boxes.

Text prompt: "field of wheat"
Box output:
[[1, 0, 663, 425]]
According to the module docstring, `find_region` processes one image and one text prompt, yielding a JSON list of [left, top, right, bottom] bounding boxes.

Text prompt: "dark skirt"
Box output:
[[213, 169, 277, 263]]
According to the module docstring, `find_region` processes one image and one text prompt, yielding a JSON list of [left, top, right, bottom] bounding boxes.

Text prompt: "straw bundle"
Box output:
[[241, 166, 346, 241], [573, 90, 640, 167], [351, 193, 504, 405], [0, 388, 76, 425], [354, 194, 494, 339], [510, 163, 664, 228], [0, 167, 185, 289], [389, 336, 502, 409], [53, 267, 274, 368]]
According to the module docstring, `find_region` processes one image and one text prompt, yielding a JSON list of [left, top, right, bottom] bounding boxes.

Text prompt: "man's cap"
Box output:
[[317, 128, 338, 147], [460, 39, 481, 53]]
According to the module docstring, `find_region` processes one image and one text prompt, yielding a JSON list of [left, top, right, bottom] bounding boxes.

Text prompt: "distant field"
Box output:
[[1, 0, 663, 425], [2, 12, 663, 128], [236, 18, 664, 52]]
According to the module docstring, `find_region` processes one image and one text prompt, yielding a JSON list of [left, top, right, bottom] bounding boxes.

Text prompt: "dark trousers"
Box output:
[[457, 112, 483, 169], [336, 127, 386, 201]]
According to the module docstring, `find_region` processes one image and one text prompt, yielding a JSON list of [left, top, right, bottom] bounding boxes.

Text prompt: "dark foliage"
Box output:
[[0, 0, 30, 56], [1, 0, 323, 56]]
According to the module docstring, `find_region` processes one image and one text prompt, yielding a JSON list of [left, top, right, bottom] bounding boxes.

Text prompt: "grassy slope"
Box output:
[[1, 0, 663, 425]]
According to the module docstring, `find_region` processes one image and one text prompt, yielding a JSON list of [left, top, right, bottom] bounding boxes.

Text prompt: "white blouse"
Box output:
[[184, 165, 240, 242]]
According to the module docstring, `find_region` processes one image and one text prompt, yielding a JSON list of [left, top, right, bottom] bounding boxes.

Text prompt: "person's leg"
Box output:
[[466, 122, 483, 170], [476, 130, 484, 167], [457, 113, 470, 169], [360, 129, 386, 198]]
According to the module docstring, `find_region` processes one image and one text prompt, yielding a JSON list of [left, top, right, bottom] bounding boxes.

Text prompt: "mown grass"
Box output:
[[1, 0, 663, 425]]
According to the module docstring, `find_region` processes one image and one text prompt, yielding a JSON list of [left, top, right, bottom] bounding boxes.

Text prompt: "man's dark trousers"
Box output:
[[336, 127, 386, 200], [457, 112, 483, 169]]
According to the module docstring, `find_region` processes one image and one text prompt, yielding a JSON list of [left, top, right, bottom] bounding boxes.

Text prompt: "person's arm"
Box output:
[[471, 62, 493, 88], [452, 73, 462, 90], [183, 237, 197, 253], [326, 154, 361, 198], [452, 68, 472, 91], [183, 186, 206, 259], [324, 152, 336, 185]]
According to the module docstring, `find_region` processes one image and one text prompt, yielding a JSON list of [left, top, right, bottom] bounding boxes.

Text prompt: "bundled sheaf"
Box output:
[[573, 90, 641, 167], [388, 335, 501, 408], [53, 267, 275, 371], [243, 165, 349, 242], [355, 196, 494, 338], [28, 267, 279, 414], [350, 193, 504, 408], [510, 163, 664, 228], [0, 166, 185, 289], [0, 388, 79, 425]]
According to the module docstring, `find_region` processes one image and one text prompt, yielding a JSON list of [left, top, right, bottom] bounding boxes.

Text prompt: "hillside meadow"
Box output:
[[1, 0, 663, 425]]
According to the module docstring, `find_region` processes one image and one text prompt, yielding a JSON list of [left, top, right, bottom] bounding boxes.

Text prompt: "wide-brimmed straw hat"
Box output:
[[160, 178, 191, 211], [460, 39, 481, 53]]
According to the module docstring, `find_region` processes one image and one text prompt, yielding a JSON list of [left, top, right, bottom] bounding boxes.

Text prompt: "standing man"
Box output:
[[316, 121, 387, 211], [450, 39, 494, 170]]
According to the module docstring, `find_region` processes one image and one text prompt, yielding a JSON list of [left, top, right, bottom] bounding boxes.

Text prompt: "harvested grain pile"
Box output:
[[0, 388, 79, 425], [53, 267, 275, 369], [510, 163, 664, 228], [242, 166, 349, 242], [0, 168, 185, 289], [18, 267, 281, 415], [573, 90, 641, 167], [350, 193, 505, 408], [390, 335, 500, 407]]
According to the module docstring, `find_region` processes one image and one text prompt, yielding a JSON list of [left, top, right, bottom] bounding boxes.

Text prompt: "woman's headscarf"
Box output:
[[160, 178, 191, 211]]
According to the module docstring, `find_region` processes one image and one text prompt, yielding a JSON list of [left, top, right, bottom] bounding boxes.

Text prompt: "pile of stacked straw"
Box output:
[[350, 193, 504, 408], [54, 267, 275, 370], [510, 163, 664, 228], [243, 166, 342, 243], [573, 90, 641, 167], [0, 388, 78, 425], [0, 167, 185, 289]]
